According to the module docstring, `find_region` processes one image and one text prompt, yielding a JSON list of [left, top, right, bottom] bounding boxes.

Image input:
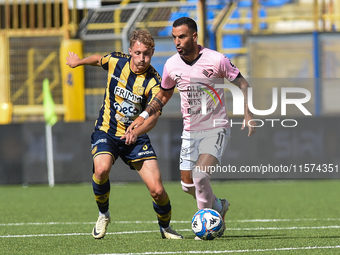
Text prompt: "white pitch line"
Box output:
[[0, 233, 91, 238], [0, 222, 96, 226], [90, 245, 340, 255], [0, 230, 159, 238], [225, 226, 340, 231], [229, 218, 340, 223], [1, 218, 340, 226], [1, 226, 340, 238]]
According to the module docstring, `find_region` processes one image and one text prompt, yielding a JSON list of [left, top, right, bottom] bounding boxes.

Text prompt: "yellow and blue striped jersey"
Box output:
[[94, 52, 162, 137]]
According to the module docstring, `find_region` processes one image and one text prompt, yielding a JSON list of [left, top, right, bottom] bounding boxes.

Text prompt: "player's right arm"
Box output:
[[127, 62, 176, 132], [126, 87, 174, 132], [66, 52, 102, 68], [146, 87, 174, 116]]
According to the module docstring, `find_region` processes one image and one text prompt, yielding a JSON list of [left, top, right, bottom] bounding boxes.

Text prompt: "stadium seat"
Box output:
[[244, 8, 268, 30], [222, 9, 242, 58], [206, 0, 226, 11], [157, 27, 172, 37], [225, 9, 241, 30], [238, 0, 253, 8], [158, 12, 190, 36], [207, 10, 215, 20], [207, 28, 216, 50], [239, 0, 291, 8], [222, 34, 242, 58], [260, 0, 291, 7]]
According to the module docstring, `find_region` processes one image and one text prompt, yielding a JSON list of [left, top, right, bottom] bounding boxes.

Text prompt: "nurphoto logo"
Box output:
[[200, 84, 312, 128]]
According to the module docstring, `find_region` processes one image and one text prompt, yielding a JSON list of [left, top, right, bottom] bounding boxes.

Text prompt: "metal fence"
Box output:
[[79, 1, 198, 119], [247, 33, 340, 116], [9, 35, 64, 122], [2, 0, 340, 123]]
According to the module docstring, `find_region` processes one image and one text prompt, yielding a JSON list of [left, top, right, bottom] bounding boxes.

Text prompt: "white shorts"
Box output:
[[180, 127, 231, 171]]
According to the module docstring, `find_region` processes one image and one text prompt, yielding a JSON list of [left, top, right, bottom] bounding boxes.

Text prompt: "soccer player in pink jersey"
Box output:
[[127, 17, 256, 238]]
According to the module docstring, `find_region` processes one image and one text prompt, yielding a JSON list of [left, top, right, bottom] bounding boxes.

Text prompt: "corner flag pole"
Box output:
[[43, 78, 58, 187], [45, 122, 55, 187]]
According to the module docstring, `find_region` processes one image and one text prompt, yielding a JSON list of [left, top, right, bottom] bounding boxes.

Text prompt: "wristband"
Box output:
[[139, 111, 149, 120]]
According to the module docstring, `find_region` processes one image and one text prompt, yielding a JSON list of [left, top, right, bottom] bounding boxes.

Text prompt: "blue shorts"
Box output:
[[90, 130, 157, 170]]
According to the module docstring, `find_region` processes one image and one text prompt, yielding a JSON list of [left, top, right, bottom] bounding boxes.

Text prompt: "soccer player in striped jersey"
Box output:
[[127, 18, 256, 239], [66, 30, 183, 240]]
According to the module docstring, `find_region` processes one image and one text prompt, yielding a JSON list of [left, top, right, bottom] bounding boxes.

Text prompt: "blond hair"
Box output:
[[129, 30, 155, 49]]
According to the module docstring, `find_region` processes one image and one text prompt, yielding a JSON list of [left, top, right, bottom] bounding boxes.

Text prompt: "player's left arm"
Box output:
[[231, 73, 256, 137]]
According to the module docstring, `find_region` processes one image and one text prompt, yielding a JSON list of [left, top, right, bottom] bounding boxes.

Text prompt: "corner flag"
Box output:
[[43, 78, 57, 126], [43, 78, 56, 187]]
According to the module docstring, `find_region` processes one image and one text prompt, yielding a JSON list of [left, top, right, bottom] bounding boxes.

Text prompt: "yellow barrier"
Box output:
[[0, 103, 12, 124], [60, 39, 85, 122], [0, 33, 11, 124]]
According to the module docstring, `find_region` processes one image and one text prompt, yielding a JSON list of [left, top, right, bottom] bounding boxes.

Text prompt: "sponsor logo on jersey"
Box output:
[[138, 150, 154, 156], [92, 138, 107, 147], [115, 114, 133, 124], [111, 74, 126, 85], [197, 82, 222, 107], [186, 82, 222, 116], [114, 52, 130, 58], [114, 86, 143, 103], [114, 101, 142, 118]]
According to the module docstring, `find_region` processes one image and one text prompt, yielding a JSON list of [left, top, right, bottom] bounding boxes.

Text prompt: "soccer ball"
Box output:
[[191, 208, 225, 240]]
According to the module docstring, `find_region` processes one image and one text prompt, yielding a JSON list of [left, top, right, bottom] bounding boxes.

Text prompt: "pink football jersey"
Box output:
[[161, 46, 240, 131]]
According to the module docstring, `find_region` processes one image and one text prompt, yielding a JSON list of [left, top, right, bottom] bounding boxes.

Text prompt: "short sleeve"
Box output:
[[101, 53, 111, 71], [219, 55, 240, 82], [160, 64, 176, 90]]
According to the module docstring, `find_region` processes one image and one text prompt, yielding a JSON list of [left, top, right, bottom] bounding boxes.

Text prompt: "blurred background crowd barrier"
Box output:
[[1, 116, 339, 185], [0, 0, 339, 184]]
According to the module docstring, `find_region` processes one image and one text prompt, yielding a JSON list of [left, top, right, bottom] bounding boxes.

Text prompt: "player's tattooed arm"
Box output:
[[146, 96, 164, 116], [145, 88, 174, 116], [125, 87, 174, 135]]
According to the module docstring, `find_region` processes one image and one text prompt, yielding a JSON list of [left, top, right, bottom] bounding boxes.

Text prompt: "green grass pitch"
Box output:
[[0, 180, 339, 254]]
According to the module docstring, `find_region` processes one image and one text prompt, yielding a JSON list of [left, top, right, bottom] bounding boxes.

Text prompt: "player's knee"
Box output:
[[94, 162, 111, 180], [150, 187, 166, 202]]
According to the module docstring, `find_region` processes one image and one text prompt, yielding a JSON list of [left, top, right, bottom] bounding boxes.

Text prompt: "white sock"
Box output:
[[193, 171, 215, 209], [181, 181, 196, 198], [212, 197, 222, 213], [99, 211, 110, 217]]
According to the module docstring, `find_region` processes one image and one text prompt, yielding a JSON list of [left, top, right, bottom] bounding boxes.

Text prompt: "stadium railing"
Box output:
[[2, 0, 340, 123]]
